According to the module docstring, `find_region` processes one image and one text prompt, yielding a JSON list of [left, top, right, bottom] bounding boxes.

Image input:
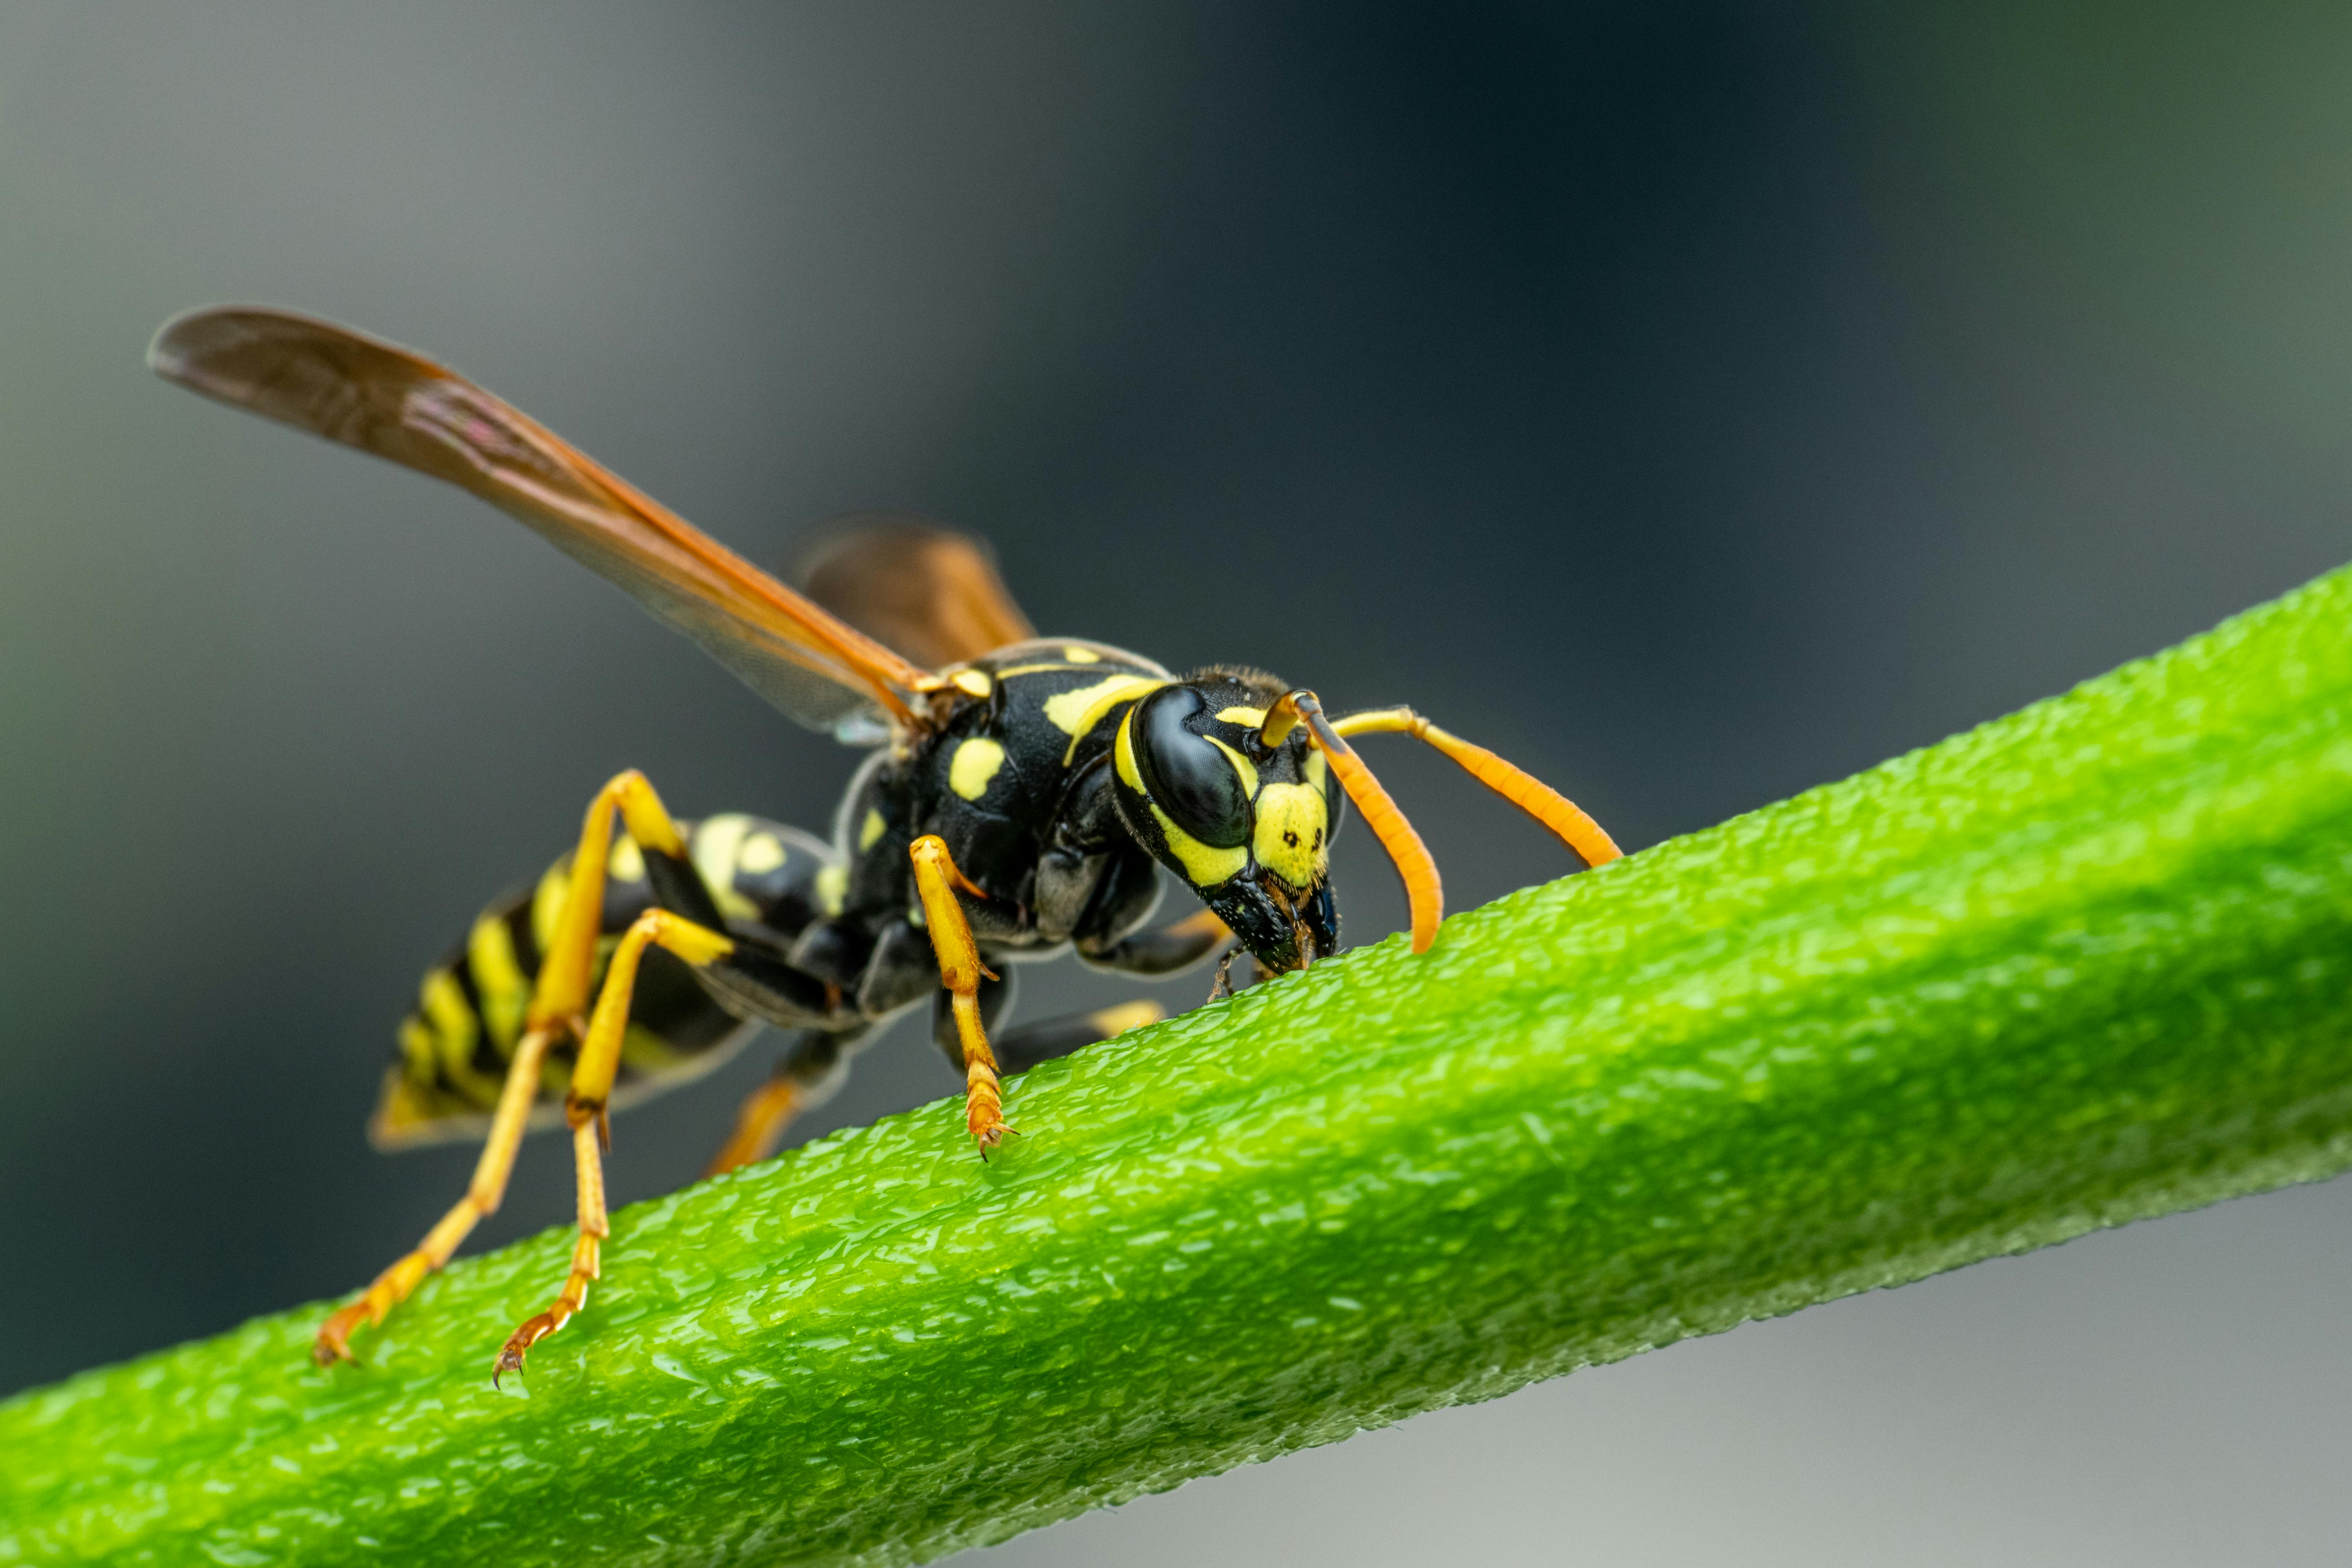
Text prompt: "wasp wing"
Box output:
[[149, 306, 935, 737], [791, 515, 1037, 671]]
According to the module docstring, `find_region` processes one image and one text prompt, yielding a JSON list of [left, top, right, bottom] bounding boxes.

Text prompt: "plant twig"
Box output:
[[7, 567, 2352, 1566]]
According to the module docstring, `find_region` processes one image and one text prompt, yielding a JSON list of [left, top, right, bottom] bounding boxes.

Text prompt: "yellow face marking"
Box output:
[[688, 814, 761, 921], [607, 833, 646, 883], [951, 668, 993, 698], [1215, 705, 1267, 728], [950, 737, 1008, 801], [814, 862, 849, 918], [738, 831, 787, 874], [1204, 734, 1259, 803], [1151, 803, 1249, 886], [467, 913, 530, 1051], [1047, 674, 1166, 763], [1303, 749, 1328, 791], [1063, 645, 1101, 663], [858, 808, 888, 852], [1253, 782, 1330, 890]]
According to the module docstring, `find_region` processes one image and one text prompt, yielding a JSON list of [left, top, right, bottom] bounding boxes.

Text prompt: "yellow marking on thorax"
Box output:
[[951, 668, 993, 697], [1063, 645, 1101, 663], [814, 862, 849, 918], [858, 807, 887, 851], [1215, 704, 1266, 727], [738, 831, 787, 874], [1254, 782, 1330, 889], [688, 815, 761, 921], [1054, 673, 1165, 764], [950, 737, 1007, 800], [467, 913, 530, 1052]]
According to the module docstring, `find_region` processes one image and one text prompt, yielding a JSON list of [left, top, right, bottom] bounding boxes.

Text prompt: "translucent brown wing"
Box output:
[[791, 515, 1036, 671], [148, 306, 935, 737]]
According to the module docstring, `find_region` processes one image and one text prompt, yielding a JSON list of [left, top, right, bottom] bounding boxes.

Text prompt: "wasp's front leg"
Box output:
[[908, 835, 1014, 1153]]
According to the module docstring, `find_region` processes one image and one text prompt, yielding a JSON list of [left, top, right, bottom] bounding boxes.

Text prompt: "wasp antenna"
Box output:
[[1273, 690, 1443, 954], [1328, 706, 1623, 870]]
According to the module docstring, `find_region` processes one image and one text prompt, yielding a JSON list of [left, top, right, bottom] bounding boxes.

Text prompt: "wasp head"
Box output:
[[1108, 669, 1344, 974]]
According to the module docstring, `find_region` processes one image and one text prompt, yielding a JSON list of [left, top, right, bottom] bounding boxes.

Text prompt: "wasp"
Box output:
[[149, 307, 1624, 1382]]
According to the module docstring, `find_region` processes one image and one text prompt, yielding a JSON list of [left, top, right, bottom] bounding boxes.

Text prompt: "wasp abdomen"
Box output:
[[369, 814, 837, 1149]]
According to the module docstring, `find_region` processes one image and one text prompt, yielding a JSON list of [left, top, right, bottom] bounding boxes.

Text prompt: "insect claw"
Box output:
[[313, 1303, 372, 1367]]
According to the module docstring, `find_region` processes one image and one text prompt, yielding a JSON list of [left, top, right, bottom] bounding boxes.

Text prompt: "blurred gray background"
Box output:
[[4, 3, 2351, 1562]]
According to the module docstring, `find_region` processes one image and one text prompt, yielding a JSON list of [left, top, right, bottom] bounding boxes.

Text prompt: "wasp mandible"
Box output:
[[149, 307, 1623, 1383]]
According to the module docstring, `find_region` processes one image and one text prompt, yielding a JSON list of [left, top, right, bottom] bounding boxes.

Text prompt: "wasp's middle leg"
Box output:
[[703, 1024, 872, 1176], [494, 908, 734, 1383]]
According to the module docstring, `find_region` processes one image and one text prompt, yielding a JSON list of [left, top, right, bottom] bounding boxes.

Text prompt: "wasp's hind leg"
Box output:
[[494, 907, 733, 1384], [315, 1025, 557, 1365], [315, 769, 694, 1367], [703, 1024, 870, 1176]]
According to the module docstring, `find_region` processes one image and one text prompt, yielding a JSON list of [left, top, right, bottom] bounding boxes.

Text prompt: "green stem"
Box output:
[[9, 568, 2352, 1567]]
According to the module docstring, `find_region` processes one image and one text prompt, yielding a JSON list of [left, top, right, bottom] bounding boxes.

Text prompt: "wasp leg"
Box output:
[[702, 1026, 865, 1176], [907, 835, 1012, 1153], [1329, 706, 1624, 870], [314, 768, 692, 1366], [493, 907, 733, 1385], [993, 1000, 1166, 1074], [315, 1024, 554, 1365]]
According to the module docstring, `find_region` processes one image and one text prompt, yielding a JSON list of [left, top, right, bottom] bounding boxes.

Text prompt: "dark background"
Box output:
[[5, 4, 2351, 1562]]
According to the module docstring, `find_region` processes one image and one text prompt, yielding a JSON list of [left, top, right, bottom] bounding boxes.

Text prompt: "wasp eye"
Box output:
[[1132, 686, 1252, 848]]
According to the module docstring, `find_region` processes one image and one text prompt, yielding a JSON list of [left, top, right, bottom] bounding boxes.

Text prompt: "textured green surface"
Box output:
[[8, 569, 2352, 1566]]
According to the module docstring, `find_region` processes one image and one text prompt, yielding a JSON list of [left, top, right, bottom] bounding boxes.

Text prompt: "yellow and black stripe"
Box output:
[[370, 814, 837, 1148]]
